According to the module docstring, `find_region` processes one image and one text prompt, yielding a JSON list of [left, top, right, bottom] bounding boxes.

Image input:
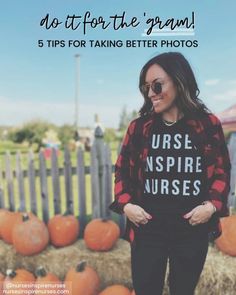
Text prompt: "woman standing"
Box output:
[[109, 52, 231, 295]]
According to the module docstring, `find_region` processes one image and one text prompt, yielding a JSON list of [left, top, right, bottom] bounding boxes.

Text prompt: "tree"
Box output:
[[8, 120, 56, 151], [58, 124, 75, 145], [118, 106, 138, 131]]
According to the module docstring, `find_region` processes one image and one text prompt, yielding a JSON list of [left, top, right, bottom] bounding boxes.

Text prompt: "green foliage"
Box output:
[[118, 106, 138, 131], [104, 128, 117, 143], [8, 120, 56, 151], [57, 124, 75, 145]]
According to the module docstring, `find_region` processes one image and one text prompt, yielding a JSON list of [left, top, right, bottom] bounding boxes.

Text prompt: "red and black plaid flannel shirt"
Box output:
[[109, 111, 231, 245]]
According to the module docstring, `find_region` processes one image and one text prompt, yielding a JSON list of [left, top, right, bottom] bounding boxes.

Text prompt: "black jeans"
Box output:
[[131, 211, 209, 295]]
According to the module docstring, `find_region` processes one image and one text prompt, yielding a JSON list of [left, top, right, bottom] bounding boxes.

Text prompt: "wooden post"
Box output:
[[39, 150, 49, 222], [64, 147, 74, 214], [51, 148, 61, 214], [16, 151, 26, 211], [28, 150, 37, 215], [77, 148, 86, 235], [5, 151, 15, 211], [228, 133, 236, 209], [90, 144, 100, 219], [94, 125, 106, 218], [104, 144, 112, 218]]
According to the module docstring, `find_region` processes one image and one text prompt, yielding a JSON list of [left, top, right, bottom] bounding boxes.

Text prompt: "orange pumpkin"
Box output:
[[64, 261, 100, 295], [84, 219, 120, 251], [215, 215, 236, 256], [3, 269, 35, 293], [35, 266, 62, 293], [1, 211, 21, 244], [48, 212, 79, 247], [0, 272, 5, 294], [12, 213, 49, 255], [0, 209, 9, 239], [99, 285, 131, 295]]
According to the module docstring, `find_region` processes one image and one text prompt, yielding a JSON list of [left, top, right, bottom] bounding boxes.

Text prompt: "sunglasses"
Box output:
[[140, 80, 162, 96]]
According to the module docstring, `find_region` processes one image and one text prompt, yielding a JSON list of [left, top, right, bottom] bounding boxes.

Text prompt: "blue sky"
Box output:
[[0, 0, 235, 128]]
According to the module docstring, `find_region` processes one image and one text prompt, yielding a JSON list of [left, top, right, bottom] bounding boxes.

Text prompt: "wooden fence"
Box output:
[[0, 128, 236, 236]]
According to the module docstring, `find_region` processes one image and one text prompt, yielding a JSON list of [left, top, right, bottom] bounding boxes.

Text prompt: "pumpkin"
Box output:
[[0, 211, 21, 244], [48, 212, 79, 247], [12, 213, 49, 255], [0, 209, 9, 239], [64, 261, 100, 295], [35, 266, 62, 293], [99, 285, 131, 295], [3, 269, 35, 293], [215, 215, 236, 256], [84, 218, 120, 251]]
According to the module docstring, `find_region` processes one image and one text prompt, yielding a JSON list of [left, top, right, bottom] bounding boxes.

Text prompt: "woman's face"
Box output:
[[144, 64, 178, 114]]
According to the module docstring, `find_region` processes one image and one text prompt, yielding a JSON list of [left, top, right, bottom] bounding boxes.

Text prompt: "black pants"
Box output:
[[131, 211, 209, 295]]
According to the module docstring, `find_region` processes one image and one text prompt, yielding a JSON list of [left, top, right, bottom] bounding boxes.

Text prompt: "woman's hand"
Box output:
[[123, 203, 152, 227], [183, 202, 216, 226]]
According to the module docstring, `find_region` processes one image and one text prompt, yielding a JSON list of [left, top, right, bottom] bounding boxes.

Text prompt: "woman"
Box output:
[[109, 52, 231, 295]]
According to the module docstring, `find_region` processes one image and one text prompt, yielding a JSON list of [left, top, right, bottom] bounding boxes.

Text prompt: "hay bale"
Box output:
[[0, 239, 131, 291], [0, 239, 236, 294], [195, 246, 236, 295]]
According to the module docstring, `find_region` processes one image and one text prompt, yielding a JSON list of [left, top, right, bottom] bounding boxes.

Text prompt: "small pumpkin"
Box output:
[[3, 269, 35, 293], [64, 261, 100, 295], [35, 266, 62, 293], [84, 218, 120, 251], [215, 215, 236, 256], [48, 212, 79, 247], [99, 285, 131, 295], [12, 213, 49, 255]]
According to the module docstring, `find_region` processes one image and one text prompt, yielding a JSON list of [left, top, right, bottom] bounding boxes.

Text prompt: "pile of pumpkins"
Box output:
[[0, 208, 120, 255], [0, 263, 136, 295], [0, 208, 137, 294]]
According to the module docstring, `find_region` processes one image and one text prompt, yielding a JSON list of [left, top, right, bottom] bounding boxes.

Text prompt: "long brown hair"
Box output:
[[139, 52, 210, 117]]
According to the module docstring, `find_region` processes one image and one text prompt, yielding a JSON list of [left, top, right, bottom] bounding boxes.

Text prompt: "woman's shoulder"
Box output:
[[127, 113, 153, 130], [188, 111, 222, 127]]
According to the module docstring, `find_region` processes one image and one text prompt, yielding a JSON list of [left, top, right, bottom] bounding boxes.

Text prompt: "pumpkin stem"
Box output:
[[22, 213, 30, 222], [35, 266, 47, 277], [76, 261, 87, 272], [63, 210, 72, 216], [101, 218, 108, 222], [6, 269, 17, 278]]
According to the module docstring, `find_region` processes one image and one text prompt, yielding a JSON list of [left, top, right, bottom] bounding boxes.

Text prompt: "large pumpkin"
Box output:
[[64, 261, 100, 295], [99, 285, 131, 295], [215, 215, 236, 256], [35, 266, 62, 293], [12, 213, 49, 255], [84, 219, 120, 251], [0, 211, 21, 244], [0, 209, 9, 239], [3, 269, 35, 293], [48, 212, 79, 247]]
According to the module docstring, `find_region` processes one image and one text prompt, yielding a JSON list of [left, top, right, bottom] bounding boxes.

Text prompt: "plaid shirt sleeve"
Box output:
[[109, 121, 136, 214], [207, 119, 231, 213]]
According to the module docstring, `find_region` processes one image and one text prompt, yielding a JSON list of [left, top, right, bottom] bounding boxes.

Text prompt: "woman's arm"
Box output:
[[109, 121, 136, 215], [207, 119, 231, 214]]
